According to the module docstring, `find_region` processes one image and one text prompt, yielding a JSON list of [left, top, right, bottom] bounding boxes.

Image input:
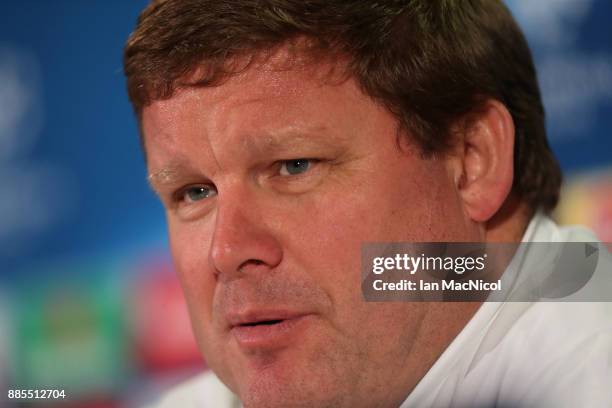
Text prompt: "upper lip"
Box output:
[[226, 309, 309, 329]]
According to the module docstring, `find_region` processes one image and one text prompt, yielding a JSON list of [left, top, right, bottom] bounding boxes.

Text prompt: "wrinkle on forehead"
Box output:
[[143, 87, 225, 172]]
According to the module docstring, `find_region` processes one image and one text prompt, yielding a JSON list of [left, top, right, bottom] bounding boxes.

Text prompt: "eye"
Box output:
[[180, 185, 217, 203], [279, 159, 315, 176]]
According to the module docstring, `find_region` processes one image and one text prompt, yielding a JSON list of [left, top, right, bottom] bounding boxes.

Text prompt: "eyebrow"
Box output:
[[147, 158, 198, 192], [147, 124, 345, 191]]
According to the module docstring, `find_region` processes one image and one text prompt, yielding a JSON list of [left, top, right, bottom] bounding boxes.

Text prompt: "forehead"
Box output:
[[140, 49, 388, 164], [144, 56, 355, 121]]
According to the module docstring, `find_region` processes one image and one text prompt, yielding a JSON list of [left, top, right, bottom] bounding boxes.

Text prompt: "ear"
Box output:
[[450, 100, 515, 222]]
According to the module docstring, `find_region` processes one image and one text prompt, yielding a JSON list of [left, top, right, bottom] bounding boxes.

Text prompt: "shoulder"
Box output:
[[490, 301, 612, 407], [413, 216, 612, 407], [490, 216, 612, 405], [148, 371, 239, 408], [402, 300, 612, 407]]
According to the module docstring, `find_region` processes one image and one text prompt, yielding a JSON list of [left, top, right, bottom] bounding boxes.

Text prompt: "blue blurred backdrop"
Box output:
[[0, 1, 611, 407]]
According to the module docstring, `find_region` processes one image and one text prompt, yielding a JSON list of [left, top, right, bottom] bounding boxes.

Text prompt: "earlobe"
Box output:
[[455, 100, 515, 222]]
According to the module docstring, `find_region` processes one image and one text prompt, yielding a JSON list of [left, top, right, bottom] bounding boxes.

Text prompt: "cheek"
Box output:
[[167, 218, 216, 334], [283, 189, 394, 306], [369, 160, 466, 241], [282, 190, 429, 366], [286, 162, 463, 298]]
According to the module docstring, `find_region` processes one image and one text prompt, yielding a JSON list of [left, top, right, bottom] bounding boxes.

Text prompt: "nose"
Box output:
[[209, 187, 283, 280]]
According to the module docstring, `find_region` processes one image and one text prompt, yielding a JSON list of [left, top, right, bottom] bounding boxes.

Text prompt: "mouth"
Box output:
[[238, 319, 285, 327], [227, 309, 307, 328], [228, 312, 312, 350]]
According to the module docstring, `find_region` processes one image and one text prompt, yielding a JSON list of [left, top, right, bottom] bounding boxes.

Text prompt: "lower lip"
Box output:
[[231, 315, 311, 350]]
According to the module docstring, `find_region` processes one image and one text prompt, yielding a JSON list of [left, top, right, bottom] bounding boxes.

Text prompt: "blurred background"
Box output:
[[0, 0, 611, 407]]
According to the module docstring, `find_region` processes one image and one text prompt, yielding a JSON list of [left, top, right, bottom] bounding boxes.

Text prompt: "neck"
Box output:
[[485, 195, 532, 242]]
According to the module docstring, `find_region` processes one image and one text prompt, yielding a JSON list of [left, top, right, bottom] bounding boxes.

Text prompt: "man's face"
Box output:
[[142, 53, 479, 408]]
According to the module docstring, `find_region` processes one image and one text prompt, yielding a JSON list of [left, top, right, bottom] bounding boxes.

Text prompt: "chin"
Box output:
[[231, 346, 354, 408], [240, 375, 345, 408]]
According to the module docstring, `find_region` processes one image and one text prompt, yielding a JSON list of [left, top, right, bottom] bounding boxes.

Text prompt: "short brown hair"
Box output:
[[124, 0, 562, 212]]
